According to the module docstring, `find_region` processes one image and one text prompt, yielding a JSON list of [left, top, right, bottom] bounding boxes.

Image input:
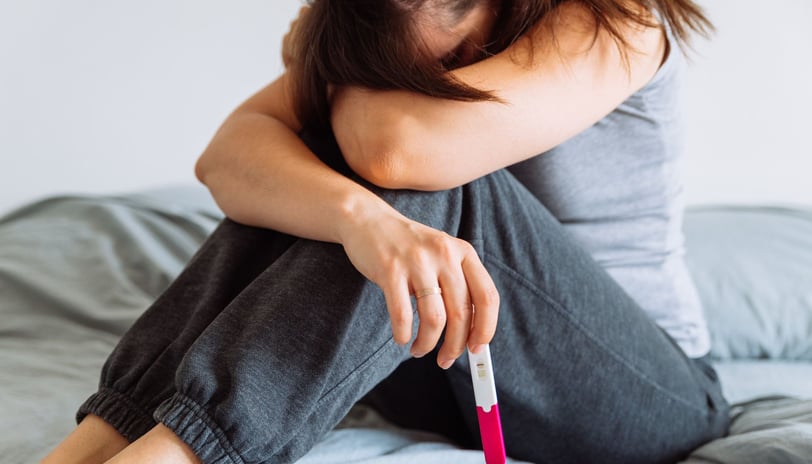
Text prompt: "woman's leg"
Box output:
[[469, 170, 729, 463], [43, 223, 302, 463], [368, 170, 730, 464], [69, 181, 470, 463], [108, 168, 726, 464], [62, 133, 727, 463], [147, 187, 471, 463], [40, 414, 129, 464], [71, 222, 301, 443]]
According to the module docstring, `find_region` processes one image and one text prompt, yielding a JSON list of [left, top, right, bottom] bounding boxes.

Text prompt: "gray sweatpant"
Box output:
[[78, 133, 729, 464]]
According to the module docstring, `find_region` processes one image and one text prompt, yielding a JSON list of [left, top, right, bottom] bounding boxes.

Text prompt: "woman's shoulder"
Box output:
[[638, 21, 685, 92], [618, 30, 684, 114]]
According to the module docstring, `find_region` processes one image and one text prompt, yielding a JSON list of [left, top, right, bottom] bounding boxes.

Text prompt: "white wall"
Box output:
[[681, 0, 812, 205], [1, 1, 810, 215], [0, 1, 301, 214]]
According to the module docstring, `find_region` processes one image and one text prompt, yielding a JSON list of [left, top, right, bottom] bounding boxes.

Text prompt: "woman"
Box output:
[[43, 0, 729, 463]]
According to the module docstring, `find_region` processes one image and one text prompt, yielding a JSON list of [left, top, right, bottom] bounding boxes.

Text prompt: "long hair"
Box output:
[[288, 0, 712, 131]]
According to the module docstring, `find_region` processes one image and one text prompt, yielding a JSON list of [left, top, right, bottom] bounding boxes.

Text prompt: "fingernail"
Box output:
[[411, 350, 426, 359], [470, 344, 485, 355], [439, 359, 454, 370]]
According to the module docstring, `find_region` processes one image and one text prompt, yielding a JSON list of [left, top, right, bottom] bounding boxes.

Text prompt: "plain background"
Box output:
[[1, 0, 810, 216]]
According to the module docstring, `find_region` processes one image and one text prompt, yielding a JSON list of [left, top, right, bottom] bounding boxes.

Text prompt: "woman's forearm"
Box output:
[[332, 3, 665, 191], [196, 111, 392, 244]]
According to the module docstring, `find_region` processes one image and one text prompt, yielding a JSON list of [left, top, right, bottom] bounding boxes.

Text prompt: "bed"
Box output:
[[2, 186, 812, 464]]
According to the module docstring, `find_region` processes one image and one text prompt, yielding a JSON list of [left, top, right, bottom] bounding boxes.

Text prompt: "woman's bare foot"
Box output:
[[40, 414, 129, 464]]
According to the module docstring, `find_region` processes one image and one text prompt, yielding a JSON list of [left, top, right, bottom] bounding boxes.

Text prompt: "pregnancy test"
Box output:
[[468, 345, 506, 464]]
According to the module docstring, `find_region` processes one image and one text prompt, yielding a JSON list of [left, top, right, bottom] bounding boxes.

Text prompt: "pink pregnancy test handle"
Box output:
[[477, 404, 506, 464], [468, 345, 506, 464]]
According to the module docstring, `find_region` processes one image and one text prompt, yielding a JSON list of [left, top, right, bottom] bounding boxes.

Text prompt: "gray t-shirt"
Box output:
[[507, 37, 710, 358]]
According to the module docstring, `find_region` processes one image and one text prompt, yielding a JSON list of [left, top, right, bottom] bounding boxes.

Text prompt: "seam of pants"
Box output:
[[315, 336, 403, 406], [485, 253, 709, 415], [316, 337, 398, 407]]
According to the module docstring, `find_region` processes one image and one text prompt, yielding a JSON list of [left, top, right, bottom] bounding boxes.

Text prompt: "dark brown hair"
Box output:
[[289, 0, 712, 131]]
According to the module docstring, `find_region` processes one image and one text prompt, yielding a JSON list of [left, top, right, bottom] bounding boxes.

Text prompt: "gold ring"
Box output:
[[414, 286, 442, 299]]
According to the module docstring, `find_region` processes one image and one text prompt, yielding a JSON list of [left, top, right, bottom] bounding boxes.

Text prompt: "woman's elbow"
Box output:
[[194, 155, 209, 185], [335, 124, 408, 188], [349, 149, 456, 191], [334, 113, 453, 190], [193, 149, 230, 202], [344, 145, 408, 189], [195, 144, 229, 188]]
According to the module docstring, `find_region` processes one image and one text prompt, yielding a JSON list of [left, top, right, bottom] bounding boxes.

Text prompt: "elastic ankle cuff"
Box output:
[[76, 387, 157, 442], [154, 393, 245, 464]]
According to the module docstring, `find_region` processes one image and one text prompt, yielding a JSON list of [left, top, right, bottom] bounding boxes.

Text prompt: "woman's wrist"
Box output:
[[334, 187, 400, 246]]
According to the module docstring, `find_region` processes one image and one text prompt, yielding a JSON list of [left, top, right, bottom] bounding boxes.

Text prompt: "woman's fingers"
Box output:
[[408, 238, 496, 368], [383, 277, 414, 346], [342, 212, 498, 364], [436, 269, 473, 369], [462, 249, 499, 353], [410, 281, 447, 358]]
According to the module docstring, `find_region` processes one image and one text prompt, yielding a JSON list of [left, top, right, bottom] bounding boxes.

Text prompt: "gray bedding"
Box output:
[[2, 188, 811, 464]]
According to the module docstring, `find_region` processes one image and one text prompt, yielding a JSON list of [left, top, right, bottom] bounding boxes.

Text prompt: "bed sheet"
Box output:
[[1, 188, 811, 464], [0, 190, 220, 463]]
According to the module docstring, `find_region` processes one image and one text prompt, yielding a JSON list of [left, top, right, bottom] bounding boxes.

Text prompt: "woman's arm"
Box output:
[[195, 73, 498, 368], [196, 73, 368, 243], [331, 2, 667, 191]]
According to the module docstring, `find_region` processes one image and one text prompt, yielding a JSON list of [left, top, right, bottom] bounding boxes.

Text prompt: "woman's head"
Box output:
[[418, 0, 500, 66], [289, 0, 712, 131], [289, 0, 502, 130]]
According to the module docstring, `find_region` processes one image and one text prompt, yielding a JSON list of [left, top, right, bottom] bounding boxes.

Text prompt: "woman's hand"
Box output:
[[338, 201, 499, 369]]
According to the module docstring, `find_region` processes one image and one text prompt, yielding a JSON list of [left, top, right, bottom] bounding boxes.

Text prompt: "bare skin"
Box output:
[[40, 415, 200, 464], [40, 414, 128, 463], [102, 424, 202, 464]]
